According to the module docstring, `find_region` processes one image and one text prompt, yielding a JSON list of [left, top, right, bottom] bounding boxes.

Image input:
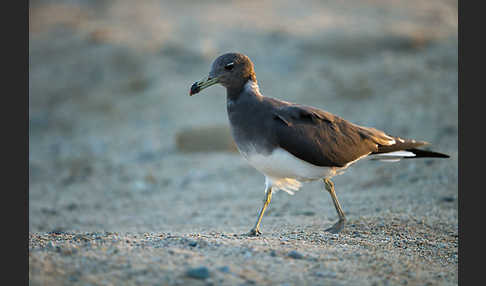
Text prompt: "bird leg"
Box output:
[[323, 178, 346, 233], [248, 186, 273, 236]]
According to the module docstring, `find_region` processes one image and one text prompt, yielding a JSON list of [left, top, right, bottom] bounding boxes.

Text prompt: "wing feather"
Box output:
[[272, 104, 386, 167]]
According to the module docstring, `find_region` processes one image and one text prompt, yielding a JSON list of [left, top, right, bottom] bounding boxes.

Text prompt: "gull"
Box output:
[[189, 53, 449, 235]]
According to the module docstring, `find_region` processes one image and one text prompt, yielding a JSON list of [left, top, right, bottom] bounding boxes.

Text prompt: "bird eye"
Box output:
[[224, 62, 234, 71]]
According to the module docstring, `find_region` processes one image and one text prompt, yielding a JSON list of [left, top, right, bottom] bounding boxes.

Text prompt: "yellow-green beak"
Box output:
[[189, 76, 219, 96]]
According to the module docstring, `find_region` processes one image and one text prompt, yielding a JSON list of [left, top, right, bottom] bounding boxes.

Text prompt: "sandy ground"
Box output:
[[29, 0, 458, 285]]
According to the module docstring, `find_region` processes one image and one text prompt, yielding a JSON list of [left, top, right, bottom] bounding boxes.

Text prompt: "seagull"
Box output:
[[189, 52, 449, 235]]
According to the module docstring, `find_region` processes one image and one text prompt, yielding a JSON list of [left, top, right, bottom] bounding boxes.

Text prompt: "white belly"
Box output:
[[239, 146, 342, 194], [245, 147, 337, 180]]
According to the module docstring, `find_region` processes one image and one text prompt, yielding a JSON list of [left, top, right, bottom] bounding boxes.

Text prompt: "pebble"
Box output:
[[186, 266, 211, 279], [218, 266, 230, 273], [441, 196, 455, 202], [315, 270, 337, 279], [288, 250, 304, 259], [352, 231, 362, 238]]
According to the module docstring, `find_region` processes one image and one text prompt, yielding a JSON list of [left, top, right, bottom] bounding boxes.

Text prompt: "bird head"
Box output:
[[189, 53, 256, 96]]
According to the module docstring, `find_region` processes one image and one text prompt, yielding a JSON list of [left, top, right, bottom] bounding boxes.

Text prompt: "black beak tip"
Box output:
[[189, 81, 200, 96]]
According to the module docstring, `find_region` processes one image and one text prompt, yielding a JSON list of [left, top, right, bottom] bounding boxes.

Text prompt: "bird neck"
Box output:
[[226, 79, 262, 102]]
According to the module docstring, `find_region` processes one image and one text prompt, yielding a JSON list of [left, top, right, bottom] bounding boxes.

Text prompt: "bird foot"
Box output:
[[325, 219, 346, 234], [247, 228, 262, 236]]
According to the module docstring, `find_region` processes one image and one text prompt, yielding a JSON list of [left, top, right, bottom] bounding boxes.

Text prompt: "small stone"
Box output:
[[441, 196, 455, 202], [288, 250, 304, 259], [315, 270, 337, 278], [218, 266, 230, 273], [182, 238, 198, 247], [186, 266, 210, 279], [352, 231, 362, 238]]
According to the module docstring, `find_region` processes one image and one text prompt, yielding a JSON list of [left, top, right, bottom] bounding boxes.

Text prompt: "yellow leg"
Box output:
[[248, 187, 273, 236], [323, 178, 346, 233]]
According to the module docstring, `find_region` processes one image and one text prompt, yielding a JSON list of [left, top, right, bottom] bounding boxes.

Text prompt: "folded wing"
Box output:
[[271, 103, 411, 167]]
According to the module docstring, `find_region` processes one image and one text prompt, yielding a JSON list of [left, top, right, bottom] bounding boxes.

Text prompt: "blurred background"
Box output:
[[29, 0, 457, 234]]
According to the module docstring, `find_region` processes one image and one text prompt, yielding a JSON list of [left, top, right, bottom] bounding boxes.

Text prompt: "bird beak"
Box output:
[[189, 76, 219, 96]]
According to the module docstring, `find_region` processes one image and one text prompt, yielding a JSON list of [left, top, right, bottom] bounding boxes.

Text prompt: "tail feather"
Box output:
[[370, 136, 449, 161], [403, 148, 450, 159], [372, 136, 428, 154]]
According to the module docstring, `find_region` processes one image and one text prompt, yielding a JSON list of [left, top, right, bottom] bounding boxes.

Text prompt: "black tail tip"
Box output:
[[407, 148, 450, 158]]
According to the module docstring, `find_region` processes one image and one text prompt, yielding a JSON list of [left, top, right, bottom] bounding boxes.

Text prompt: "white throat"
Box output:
[[244, 80, 262, 96]]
